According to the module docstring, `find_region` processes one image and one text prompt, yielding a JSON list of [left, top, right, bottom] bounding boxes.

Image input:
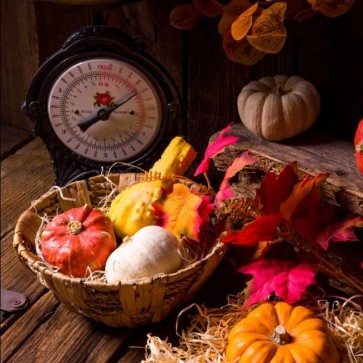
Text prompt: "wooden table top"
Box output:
[[0, 137, 242, 363], [2, 127, 362, 362]]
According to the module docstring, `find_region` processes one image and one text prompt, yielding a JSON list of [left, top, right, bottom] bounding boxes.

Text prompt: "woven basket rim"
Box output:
[[14, 172, 227, 289], [27, 239, 227, 288]]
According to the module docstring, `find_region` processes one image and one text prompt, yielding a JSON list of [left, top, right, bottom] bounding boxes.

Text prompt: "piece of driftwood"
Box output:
[[211, 124, 363, 295], [211, 123, 363, 215]]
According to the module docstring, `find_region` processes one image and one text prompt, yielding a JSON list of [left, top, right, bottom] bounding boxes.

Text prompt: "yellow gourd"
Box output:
[[226, 302, 339, 363], [150, 136, 197, 177], [108, 178, 173, 238], [237, 75, 320, 141], [108, 136, 197, 238]]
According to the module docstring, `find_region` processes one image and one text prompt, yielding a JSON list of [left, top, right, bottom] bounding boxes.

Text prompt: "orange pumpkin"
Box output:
[[41, 205, 116, 277], [226, 302, 339, 363]]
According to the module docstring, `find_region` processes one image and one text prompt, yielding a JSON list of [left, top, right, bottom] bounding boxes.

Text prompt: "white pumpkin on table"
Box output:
[[237, 75, 320, 141]]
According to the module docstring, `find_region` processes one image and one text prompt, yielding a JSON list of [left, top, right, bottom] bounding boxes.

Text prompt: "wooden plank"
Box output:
[[1, 138, 55, 235], [0, 125, 33, 160], [105, 0, 183, 93], [1, 292, 60, 362], [211, 123, 363, 215], [2, 289, 139, 363], [0, 0, 38, 132]]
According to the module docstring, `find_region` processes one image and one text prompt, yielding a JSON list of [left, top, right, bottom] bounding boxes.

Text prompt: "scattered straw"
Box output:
[[317, 295, 363, 363], [143, 293, 363, 363], [142, 293, 246, 362]]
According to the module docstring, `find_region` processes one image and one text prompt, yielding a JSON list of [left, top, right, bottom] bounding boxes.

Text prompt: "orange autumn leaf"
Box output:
[[170, 4, 203, 30], [218, 0, 254, 35], [155, 183, 206, 241], [307, 0, 355, 18], [251, 241, 271, 261], [247, 2, 287, 54], [193, 0, 224, 18], [279, 173, 329, 219], [223, 30, 265, 65], [231, 3, 259, 41]]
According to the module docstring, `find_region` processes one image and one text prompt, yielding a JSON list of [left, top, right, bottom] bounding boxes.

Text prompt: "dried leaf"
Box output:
[[247, 2, 287, 54], [284, 0, 314, 20], [170, 4, 203, 30], [238, 259, 317, 306], [316, 217, 363, 250], [279, 173, 329, 219], [193, 0, 224, 18], [215, 151, 257, 202], [221, 213, 282, 245], [222, 31, 265, 65], [218, 0, 254, 35], [289, 186, 336, 243], [154, 183, 209, 241], [231, 3, 259, 41], [256, 162, 298, 214], [194, 125, 239, 176], [307, 0, 355, 17], [251, 241, 271, 261]]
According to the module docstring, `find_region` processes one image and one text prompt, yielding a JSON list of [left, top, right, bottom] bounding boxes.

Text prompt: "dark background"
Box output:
[[2, 0, 363, 154]]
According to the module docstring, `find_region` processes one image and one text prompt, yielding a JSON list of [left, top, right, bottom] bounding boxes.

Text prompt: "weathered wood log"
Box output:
[[211, 123, 363, 215]]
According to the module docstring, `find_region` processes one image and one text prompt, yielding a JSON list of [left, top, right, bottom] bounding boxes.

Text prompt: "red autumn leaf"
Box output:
[[221, 213, 282, 245], [280, 173, 329, 219], [256, 162, 298, 214], [194, 125, 239, 176], [355, 119, 363, 173], [238, 259, 317, 306], [215, 151, 257, 202], [289, 186, 336, 243], [316, 216, 363, 250], [198, 194, 215, 230]]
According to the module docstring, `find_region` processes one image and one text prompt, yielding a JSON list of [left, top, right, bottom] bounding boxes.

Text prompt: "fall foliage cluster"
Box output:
[[170, 0, 356, 65]]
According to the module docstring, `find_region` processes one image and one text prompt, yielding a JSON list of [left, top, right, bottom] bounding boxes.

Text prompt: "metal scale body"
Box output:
[[24, 22, 182, 185]]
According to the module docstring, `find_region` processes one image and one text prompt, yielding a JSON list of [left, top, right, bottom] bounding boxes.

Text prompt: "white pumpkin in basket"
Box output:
[[237, 75, 320, 141], [105, 226, 182, 283]]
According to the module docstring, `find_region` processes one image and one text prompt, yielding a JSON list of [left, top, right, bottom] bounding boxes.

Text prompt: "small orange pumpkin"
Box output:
[[41, 205, 116, 277], [226, 302, 339, 363]]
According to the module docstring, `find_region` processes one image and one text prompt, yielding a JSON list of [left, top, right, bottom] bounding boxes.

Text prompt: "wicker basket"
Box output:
[[13, 173, 227, 327]]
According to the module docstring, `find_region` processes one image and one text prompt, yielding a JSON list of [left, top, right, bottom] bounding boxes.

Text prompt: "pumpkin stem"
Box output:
[[272, 85, 288, 96], [271, 325, 291, 345], [68, 221, 83, 234]]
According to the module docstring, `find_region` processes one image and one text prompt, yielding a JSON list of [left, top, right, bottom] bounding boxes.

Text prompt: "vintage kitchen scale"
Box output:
[[23, 1, 182, 186]]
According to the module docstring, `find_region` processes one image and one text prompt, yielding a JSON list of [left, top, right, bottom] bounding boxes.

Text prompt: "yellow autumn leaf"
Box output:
[[155, 183, 204, 241], [193, 0, 224, 18], [231, 3, 259, 41], [247, 2, 287, 54], [247, 27, 287, 54], [223, 30, 265, 65], [218, 0, 254, 35], [170, 4, 203, 30], [307, 0, 355, 17]]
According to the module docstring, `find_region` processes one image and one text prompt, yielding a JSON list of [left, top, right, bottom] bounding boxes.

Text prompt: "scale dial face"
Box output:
[[47, 58, 162, 162]]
